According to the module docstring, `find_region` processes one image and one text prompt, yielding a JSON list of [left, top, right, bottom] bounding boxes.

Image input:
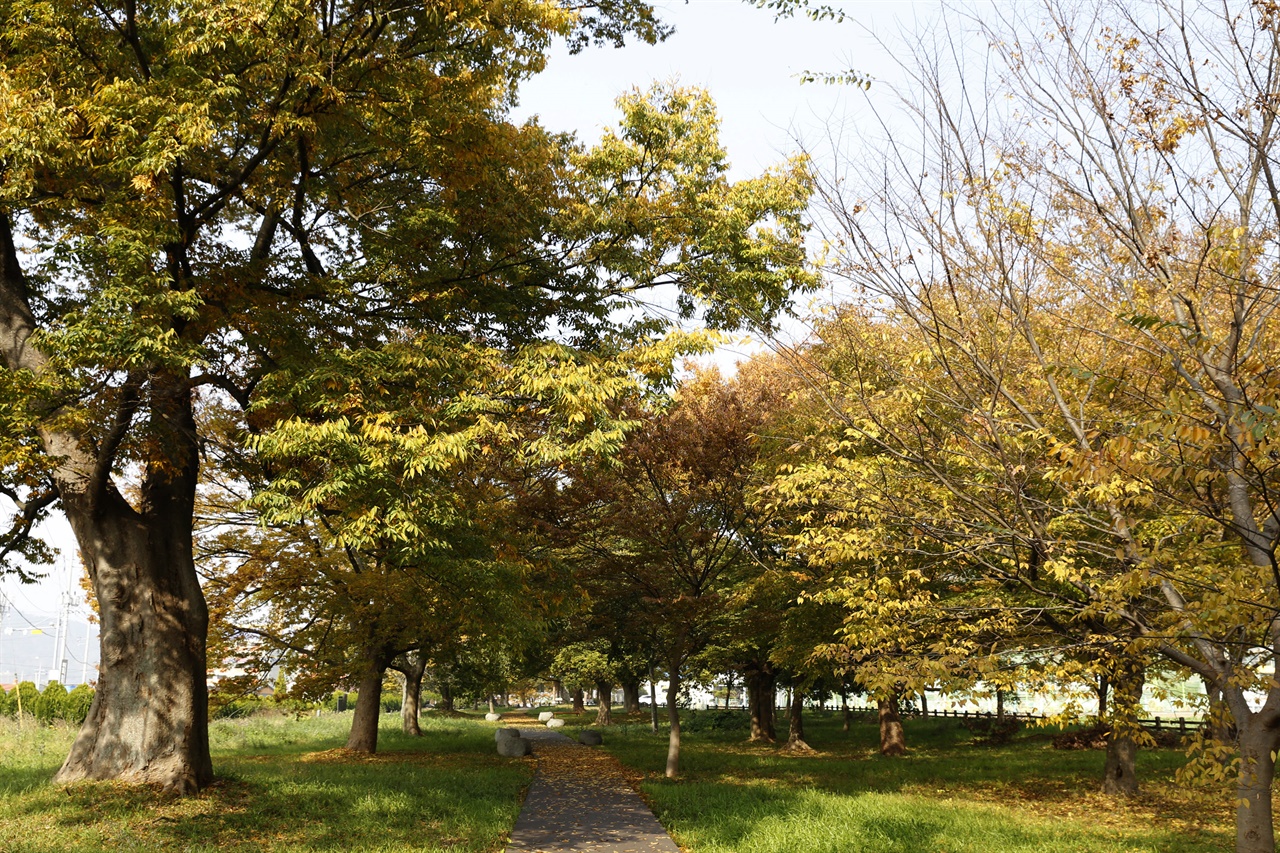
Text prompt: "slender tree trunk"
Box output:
[[665, 671, 682, 778], [347, 648, 392, 753], [649, 669, 660, 733], [919, 690, 929, 717], [786, 683, 811, 751], [841, 689, 851, 733], [439, 681, 454, 713], [878, 694, 906, 756], [995, 688, 1005, 722], [1101, 657, 1144, 796], [595, 680, 613, 726], [724, 671, 734, 710], [746, 666, 777, 742], [1234, 711, 1280, 853], [621, 678, 641, 714], [52, 373, 212, 794], [572, 687, 585, 714], [1097, 673, 1110, 722], [400, 655, 425, 736]]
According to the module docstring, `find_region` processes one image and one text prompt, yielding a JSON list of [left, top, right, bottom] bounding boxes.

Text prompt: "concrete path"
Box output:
[[504, 725, 681, 853]]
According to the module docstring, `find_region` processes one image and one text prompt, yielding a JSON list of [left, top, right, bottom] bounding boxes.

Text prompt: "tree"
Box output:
[[0, 0, 813, 790], [788, 1, 1280, 847], [558, 370, 783, 776]]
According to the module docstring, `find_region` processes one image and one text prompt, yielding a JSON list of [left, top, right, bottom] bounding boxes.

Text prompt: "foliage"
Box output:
[[63, 685, 93, 726], [33, 681, 66, 724]]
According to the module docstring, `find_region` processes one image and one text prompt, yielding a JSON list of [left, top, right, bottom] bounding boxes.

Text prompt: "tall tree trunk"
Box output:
[[995, 688, 1005, 722], [841, 688, 851, 733], [621, 677, 641, 713], [1097, 673, 1110, 722], [595, 679, 613, 726], [347, 648, 392, 753], [1101, 657, 1144, 796], [919, 690, 929, 717], [878, 694, 906, 756], [665, 670, 682, 778], [649, 669, 660, 733], [1234, 710, 1280, 853], [786, 682, 811, 751], [572, 687, 585, 714], [724, 671, 734, 710], [746, 665, 777, 743], [52, 373, 212, 794], [439, 681, 455, 713], [399, 654, 426, 736]]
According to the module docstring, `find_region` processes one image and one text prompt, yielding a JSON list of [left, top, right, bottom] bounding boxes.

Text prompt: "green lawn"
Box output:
[[0, 707, 1239, 852], [571, 709, 1235, 853], [0, 712, 531, 853]]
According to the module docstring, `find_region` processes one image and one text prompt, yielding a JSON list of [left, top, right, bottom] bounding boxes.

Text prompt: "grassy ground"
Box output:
[[0, 706, 1239, 852], [0, 711, 531, 853], [560, 708, 1235, 853]]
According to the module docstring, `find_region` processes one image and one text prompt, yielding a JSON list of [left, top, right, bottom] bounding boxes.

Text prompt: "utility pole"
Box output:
[[0, 590, 8, 686], [51, 589, 72, 686]]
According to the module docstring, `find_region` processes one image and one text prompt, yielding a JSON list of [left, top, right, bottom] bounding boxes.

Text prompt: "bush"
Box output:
[[380, 692, 402, 713], [962, 715, 1024, 745], [681, 709, 750, 733], [65, 684, 94, 725], [35, 681, 68, 723], [13, 681, 39, 718], [0, 686, 14, 718]]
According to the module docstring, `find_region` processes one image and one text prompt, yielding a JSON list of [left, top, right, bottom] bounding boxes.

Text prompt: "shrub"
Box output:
[[0, 686, 14, 718], [65, 684, 95, 725], [13, 681, 39, 718], [682, 709, 750, 733], [380, 691, 402, 713], [962, 715, 1024, 745], [35, 681, 68, 723]]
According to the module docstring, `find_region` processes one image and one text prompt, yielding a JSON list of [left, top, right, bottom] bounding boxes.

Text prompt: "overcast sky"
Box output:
[[1, 0, 946, 678]]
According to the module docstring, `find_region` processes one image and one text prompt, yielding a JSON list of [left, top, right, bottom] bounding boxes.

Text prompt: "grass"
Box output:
[[0, 706, 1240, 852], [560, 708, 1235, 853], [0, 711, 532, 853]]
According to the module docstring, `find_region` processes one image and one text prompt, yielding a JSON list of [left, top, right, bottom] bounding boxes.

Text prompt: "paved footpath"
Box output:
[[504, 725, 681, 853]]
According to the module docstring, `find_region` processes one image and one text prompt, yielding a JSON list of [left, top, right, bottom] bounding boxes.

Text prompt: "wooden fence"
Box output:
[[840, 704, 1205, 734]]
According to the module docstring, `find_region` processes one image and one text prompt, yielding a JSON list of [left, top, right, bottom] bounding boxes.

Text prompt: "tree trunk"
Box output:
[[746, 665, 777, 742], [995, 688, 1005, 722], [1097, 673, 1110, 722], [52, 374, 212, 794], [919, 690, 929, 717], [665, 671, 682, 778], [786, 683, 811, 751], [724, 671, 734, 710], [439, 681, 455, 713], [347, 649, 392, 753], [649, 669, 660, 733], [621, 678, 642, 714], [1204, 676, 1236, 747], [878, 695, 906, 756], [595, 679, 613, 726], [1234, 711, 1280, 853], [1101, 657, 1144, 796], [572, 687, 585, 715], [841, 689, 850, 733], [400, 655, 426, 736]]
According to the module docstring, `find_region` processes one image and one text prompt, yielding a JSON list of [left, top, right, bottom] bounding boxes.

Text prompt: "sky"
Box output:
[[0, 0, 944, 683]]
